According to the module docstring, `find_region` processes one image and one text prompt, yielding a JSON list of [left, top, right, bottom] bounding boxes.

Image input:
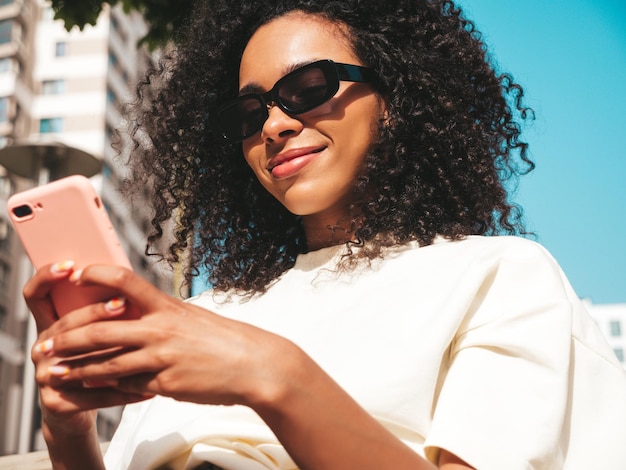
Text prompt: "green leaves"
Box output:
[[50, 0, 195, 48], [50, 0, 108, 31]]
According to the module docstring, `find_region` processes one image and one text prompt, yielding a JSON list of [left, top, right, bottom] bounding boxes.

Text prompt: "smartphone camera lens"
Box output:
[[12, 204, 33, 218]]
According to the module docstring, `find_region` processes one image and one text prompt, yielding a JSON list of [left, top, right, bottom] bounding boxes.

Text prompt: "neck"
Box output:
[[302, 214, 355, 252]]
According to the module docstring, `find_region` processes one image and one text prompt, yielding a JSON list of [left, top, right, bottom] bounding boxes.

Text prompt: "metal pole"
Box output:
[[16, 163, 48, 454], [17, 315, 37, 453]]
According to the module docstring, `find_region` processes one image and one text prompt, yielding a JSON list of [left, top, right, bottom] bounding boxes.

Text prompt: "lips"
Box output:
[[267, 146, 326, 178]]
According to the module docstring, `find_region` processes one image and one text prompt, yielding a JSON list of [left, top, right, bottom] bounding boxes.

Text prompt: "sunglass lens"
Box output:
[[278, 66, 333, 113], [219, 97, 267, 140]]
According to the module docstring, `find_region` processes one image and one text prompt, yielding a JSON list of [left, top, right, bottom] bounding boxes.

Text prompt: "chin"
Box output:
[[276, 192, 324, 216]]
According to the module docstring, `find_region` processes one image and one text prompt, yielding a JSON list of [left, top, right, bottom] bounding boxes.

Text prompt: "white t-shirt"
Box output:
[[104, 236, 626, 470]]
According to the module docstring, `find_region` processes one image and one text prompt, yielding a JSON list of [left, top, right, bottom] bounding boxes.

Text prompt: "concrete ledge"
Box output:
[[0, 450, 52, 470], [0, 443, 109, 470]]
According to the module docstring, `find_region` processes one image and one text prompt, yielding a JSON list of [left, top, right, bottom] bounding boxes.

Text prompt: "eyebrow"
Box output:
[[238, 59, 321, 96]]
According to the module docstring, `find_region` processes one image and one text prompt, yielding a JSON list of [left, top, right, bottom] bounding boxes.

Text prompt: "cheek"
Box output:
[[241, 142, 279, 196], [339, 101, 382, 153], [304, 102, 333, 118], [242, 141, 263, 173]]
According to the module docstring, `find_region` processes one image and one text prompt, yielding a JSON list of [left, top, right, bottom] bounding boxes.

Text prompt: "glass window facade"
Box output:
[[0, 19, 12, 44], [42, 79, 65, 94], [39, 117, 63, 133]]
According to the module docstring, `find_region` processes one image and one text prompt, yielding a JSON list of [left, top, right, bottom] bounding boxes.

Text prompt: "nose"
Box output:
[[260, 103, 304, 143]]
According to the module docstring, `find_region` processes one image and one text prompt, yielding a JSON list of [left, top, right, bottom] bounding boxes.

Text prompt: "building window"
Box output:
[[39, 117, 63, 133], [615, 348, 625, 363], [42, 6, 55, 20], [0, 217, 9, 252], [110, 15, 127, 44], [0, 176, 11, 199], [55, 41, 66, 57], [0, 57, 11, 73], [0, 305, 6, 330], [0, 56, 19, 74], [42, 79, 65, 94], [0, 19, 12, 44], [0, 96, 9, 122], [609, 320, 622, 337], [0, 259, 9, 290], [106, 86, 118, 105], [108, 50, 118, 67]]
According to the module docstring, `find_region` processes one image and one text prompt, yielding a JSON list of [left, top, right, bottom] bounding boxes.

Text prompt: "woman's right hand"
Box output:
[[24, 261, 150, 439], [24, 260, 93, 439]]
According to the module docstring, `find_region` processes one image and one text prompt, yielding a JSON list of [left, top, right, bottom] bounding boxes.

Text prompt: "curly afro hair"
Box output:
[[124, 0, 534, 296]]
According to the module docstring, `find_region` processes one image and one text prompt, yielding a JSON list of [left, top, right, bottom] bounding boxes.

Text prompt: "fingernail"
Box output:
[[83, 379, 119, 388], [51, 261, 74, 274], [34, 339, 54, 355], [69, 269, 83, 283], [105, 297, 125, 314], [48, 365, 70, 377]]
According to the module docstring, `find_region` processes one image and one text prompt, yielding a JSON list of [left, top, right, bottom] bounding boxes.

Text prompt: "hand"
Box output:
[[30, 265, 460, 470], [25, 262, 151, 437], [32, 264, 296, 408], [24, 260, 74, 333]]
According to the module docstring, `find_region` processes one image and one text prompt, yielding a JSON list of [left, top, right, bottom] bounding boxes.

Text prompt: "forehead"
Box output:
[[239, 13, 357, 86]]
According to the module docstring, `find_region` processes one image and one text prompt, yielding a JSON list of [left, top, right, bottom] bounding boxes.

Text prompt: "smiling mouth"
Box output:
[[267, 146, 326, 173]]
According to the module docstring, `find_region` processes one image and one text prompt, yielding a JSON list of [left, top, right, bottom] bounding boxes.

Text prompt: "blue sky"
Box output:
[[457, 0, 626, 304], [194, 2, 625, 302]]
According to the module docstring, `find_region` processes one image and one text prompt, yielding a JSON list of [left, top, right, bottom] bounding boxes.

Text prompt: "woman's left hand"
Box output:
[[38, 266, 459, 470], [35, 265, 295, 408]]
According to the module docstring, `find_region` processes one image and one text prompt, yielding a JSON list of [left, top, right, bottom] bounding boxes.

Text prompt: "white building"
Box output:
[[585, 300, 626, 369], [0, 0, 174, 455]]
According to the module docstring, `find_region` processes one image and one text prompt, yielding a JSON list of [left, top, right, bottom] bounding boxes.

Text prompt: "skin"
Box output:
[[240, 14, 385, 250], [25, 13, 473, 470]]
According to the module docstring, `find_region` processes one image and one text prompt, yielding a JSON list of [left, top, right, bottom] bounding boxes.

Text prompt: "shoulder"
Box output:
[[438, 234, 551, 257], [457, 235, 563, 275], [442, 235, 566, 289], [393, 236, 572, 303], [387, 235, 559, 271]]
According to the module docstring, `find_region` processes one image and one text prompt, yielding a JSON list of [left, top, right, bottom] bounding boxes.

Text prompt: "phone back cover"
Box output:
[[7, 175, 132, 315]]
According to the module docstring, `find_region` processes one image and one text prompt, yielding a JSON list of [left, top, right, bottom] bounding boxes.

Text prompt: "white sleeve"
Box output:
[[424, 241, 573, 469]]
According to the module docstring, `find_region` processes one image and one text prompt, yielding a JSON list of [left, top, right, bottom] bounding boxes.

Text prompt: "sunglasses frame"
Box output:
[[215, 59, 376, 141]]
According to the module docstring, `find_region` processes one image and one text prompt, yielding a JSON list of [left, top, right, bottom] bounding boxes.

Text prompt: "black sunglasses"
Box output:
[[215, 59, 376, 142]]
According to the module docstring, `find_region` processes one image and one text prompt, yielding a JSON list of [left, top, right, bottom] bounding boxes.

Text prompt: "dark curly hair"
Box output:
[[124, 0, 534, 296]]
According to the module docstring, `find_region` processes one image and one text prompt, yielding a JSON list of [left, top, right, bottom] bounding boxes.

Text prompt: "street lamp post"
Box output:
[[0, 140, 102, 184]]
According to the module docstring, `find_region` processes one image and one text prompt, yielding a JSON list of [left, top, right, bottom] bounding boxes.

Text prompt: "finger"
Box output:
[[41, 299, 217, 361], [31, 297, 128, 358], [37, 360, 155, 411], [44, 349, 165, 400], [24, 261, 76, 331], [41, 386, 153, 414], [75, 373, 161, 396], [51, 296, 127, 335], [116, 373, 160, 395], [36, 314, 158, 360], [36, 350, 122, 392], [71, 265, 168, 313], [46, 347, 161, 383], [33, 344, 154, 412]]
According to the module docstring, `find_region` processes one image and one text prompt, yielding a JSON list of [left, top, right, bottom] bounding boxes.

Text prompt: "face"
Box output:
[[239, 13, 384, 232]]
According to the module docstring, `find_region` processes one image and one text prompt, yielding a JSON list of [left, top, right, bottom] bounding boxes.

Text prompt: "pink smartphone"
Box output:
[[7, 175, 132, 316]]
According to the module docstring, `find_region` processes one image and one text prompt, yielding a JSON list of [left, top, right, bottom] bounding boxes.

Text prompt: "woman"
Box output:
[[26, 0, 626, 469]]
